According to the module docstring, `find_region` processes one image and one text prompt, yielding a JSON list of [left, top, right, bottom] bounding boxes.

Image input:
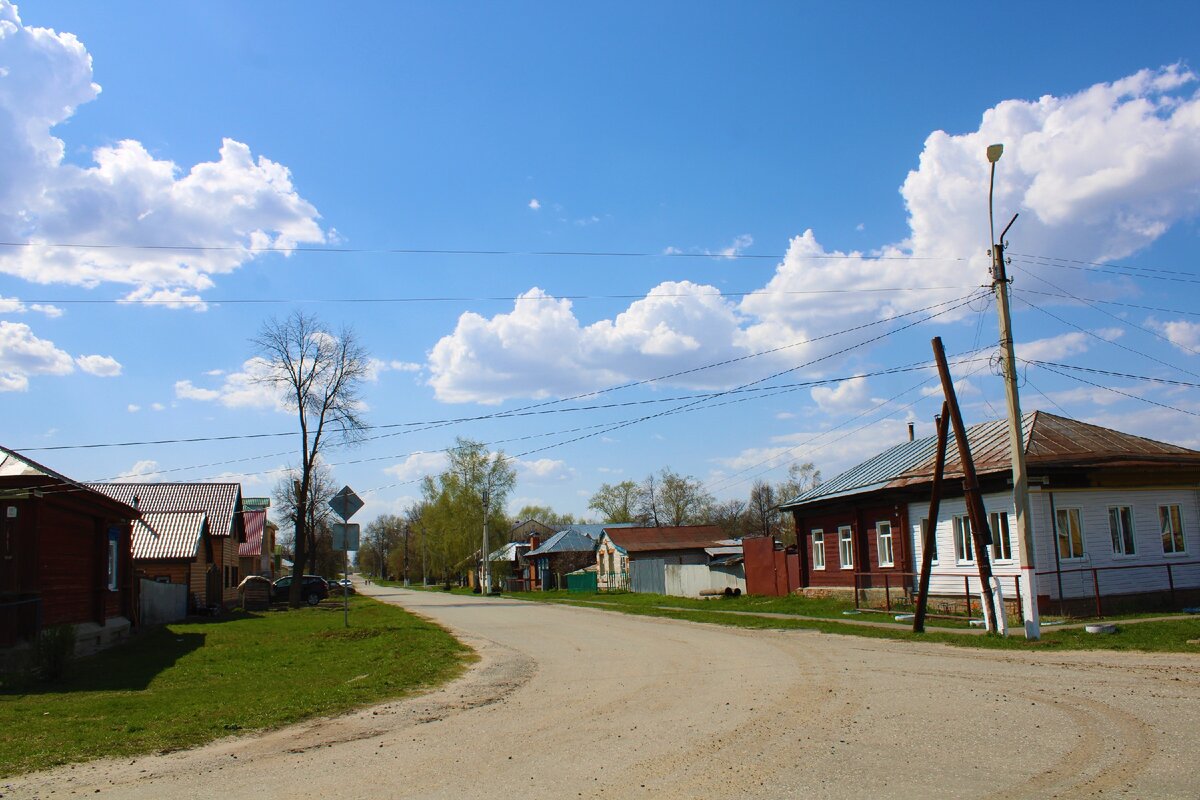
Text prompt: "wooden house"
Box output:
[[0, 447, 137, 655], [238, 507, 275, 580], [596, 525, 734, 595], [779, 412, 1200, 614], [88, 482, 246, 610]]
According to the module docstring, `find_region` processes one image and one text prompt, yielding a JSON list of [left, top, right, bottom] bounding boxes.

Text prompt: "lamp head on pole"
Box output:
[[986, 143, 1004, 163]]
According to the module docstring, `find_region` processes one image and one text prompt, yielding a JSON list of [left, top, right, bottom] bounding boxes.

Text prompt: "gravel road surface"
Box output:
[[8, 586, 1199, 799]]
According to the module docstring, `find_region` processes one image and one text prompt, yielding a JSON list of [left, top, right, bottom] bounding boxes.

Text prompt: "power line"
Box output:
[[1010, 266, 1200, 359], [17, 292, 983, 453], [1011, 256, 1200, 287], [1010, 252, 1200, 280], [1024, 360, 1200, 389], [1014, 288, 1200, 319], [12, 285, 976, 307], [0, 239, 966, 262], [1027, 362, 1200, 422], [356, 292, 988, 498]]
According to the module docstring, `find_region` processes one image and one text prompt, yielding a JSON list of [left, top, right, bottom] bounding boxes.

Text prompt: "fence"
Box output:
[[851, 571, 1024, 622], [1037, 559, 1200, 617], [139, 579, 188, 626]]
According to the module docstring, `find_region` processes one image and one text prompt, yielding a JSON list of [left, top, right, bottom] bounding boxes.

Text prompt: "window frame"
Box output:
[[1108, 505, 1136, 557], [1159, 504, 1186, 555], [989, 511, 1012, 562], [106, 534, 119, 592], [812, 529, 826, 570], [1055, 507, 1086, 561], [838, 525, 854, 570], [919, 518, 938, 565], [952, 515, 974, 565], [876, 521, 894, 568]]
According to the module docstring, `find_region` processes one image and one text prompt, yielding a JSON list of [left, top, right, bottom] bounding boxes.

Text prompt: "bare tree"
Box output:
[[748, 480, 779, 538], [255, 311, 368, 607], [708, 498, 749, 539]]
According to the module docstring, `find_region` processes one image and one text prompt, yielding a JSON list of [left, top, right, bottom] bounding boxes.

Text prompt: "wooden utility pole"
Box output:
[[932, 336, 1000, 633], [914, 404, 949, 633], [987, 143, 1041, 639]]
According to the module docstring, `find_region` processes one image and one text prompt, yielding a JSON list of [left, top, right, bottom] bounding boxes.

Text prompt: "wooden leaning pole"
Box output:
[[929, 336, 1001, 634], [913, 402, 949, 633]]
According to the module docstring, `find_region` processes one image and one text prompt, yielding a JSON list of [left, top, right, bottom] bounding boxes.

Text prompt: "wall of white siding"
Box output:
[[908, 486, 1200, 600], [661, 564, 747, 597]]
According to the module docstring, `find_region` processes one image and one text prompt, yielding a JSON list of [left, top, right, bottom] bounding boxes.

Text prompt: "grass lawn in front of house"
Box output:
[[506, 590, 1200, 652], [0, 595, 471, 777]]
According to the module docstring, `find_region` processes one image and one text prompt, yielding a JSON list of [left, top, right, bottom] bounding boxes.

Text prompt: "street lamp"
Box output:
[[986, 142, 1041, 640]]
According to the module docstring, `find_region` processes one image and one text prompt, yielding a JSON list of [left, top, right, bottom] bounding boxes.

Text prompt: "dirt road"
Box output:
[[9, 586, 1200, 799]]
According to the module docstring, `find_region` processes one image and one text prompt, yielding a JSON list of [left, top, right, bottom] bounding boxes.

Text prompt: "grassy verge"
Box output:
[[0, 595, 471, 777], [504, 590, 1200, 652]]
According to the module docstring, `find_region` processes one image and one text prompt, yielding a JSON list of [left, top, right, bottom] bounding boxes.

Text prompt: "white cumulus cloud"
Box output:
[[0, 2, 325, 303], [425, 66, 1200, 405], [384, 451, 449, 482], [75, 353, 121, 376]]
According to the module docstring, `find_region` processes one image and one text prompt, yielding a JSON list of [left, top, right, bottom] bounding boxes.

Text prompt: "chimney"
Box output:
[[908, 423, 915, 442], [529, 534, 541, 551]]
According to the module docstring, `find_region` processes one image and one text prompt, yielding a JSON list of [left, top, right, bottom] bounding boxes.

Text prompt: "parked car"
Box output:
[[271, 575, 329, 605]]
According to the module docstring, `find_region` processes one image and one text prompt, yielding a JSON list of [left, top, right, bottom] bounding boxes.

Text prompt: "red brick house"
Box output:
[[779, 412, 1200, 614], [0, 447, 138, 654]]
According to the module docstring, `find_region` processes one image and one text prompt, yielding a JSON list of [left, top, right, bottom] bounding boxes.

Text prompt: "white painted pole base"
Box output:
[[1020, 568, 1041, 640], [990, 576, 1007, 636]]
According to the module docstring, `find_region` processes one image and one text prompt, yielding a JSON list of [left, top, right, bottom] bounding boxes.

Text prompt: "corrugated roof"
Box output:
[[785, 411, 1200, 510], [88, 482, 242, 539], [603, 525, 727, 553], [894, 411, 1200, 485], [132, 511, 207, 560], [239, 509, 266, 558], [781, 437, 937, 507]]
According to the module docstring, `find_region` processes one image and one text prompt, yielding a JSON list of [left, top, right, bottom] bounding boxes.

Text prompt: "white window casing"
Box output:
[[812, 529, 825, 570], [876, 521, 894, 567], [838, 525, 853, 569]]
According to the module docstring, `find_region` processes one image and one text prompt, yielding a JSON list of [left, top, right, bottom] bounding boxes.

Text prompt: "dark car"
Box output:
[[271, 575, 329, 605]]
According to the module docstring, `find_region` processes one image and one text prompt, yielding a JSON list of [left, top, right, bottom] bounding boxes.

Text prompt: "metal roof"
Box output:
[[781, 436, 937, 508], [526, 528, 598, 557], [88, 482, 243, 539], [893, 411, 1200, 485], [602, 525, 727, 553], [784, 411, 1200, 510], [239, 509, 267, 558], [487, 541, 526, 562], [132, 511, 207, 560]]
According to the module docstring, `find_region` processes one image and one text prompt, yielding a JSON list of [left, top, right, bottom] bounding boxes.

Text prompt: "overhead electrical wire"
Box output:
[[12, 285, 977, 307], [1026, 360, 1200, 420], [356, 291, 989, 498], [16, 291, 983, 453]]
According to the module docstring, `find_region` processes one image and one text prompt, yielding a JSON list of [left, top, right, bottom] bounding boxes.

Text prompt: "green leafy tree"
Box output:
[[588, 480, 640, 524]]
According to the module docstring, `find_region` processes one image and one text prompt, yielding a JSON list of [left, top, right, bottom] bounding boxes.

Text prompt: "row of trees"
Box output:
[[253, 311, 822, 598]]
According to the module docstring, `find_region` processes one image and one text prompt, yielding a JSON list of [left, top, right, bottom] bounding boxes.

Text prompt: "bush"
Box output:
[[34, 624, 76, 682]]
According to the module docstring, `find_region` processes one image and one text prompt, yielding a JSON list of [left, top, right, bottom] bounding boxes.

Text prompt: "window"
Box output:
[[953, 515, 974, 564], [919, 518, 938, 564], [1108, 506, 1136, 556], [106, 531, 119, 592], [876, 521, 894, 567], [1056, 508, 1085, 560], [989, 511, 1012, 561], [812, 529, 825, 570], [1159, 505, 1186, 554], [838, 525, 853, 569]]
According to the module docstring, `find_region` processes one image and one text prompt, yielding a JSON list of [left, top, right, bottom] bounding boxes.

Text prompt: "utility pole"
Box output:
[[987, 143, 1041, 640], [481, 487, 491, 594]]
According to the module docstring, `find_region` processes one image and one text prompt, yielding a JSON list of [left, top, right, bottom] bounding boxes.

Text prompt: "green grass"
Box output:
[[0, 595, 471, 777], [504, 590, 1200, 652]]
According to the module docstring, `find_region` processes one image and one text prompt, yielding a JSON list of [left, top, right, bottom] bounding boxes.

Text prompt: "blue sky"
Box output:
[[3, 1, 1200, 525]]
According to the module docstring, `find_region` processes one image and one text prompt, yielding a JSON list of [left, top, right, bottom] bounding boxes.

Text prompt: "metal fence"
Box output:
[[1037, 559, 1200, 617]]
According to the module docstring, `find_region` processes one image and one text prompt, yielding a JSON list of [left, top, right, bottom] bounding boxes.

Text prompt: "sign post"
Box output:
[[329, 485, 363, 628]]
